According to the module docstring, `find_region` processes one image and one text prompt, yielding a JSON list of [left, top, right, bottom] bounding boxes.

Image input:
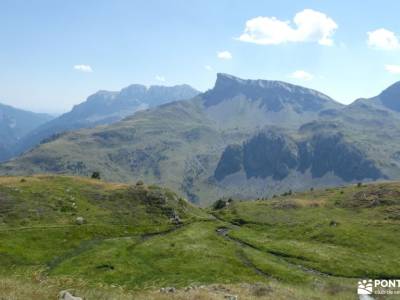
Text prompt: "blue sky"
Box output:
[[1, 0, 400, 113]]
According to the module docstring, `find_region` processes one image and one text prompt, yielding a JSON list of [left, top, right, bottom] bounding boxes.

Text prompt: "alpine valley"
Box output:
[[2, 73, 400, 205]]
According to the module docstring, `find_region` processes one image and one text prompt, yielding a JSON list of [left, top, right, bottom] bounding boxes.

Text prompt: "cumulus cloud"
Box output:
[[73, 64, 93, 72], [217, 51, 233, 60], [237, 9, 338, 46], [205, 65, 213, 71], [367, 28, 400, 50], [385, 64, 400, 74], [155, 75, 166, 82], [290, 70, 314, 81]]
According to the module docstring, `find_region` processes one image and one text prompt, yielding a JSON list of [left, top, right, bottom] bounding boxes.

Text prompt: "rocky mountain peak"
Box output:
[[214, 73, 295, 91], [119, 84, 148, 98], [203, 73, 340, 111], [10, 83, 200, 160]]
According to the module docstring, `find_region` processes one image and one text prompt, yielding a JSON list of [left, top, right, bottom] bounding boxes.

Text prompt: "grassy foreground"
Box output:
[[0, 277, 356, 299], [0, 175, 399, 299]]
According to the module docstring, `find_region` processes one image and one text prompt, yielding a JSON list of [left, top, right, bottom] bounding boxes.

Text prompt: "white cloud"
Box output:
[[367, 28, 400, 50], [205, 65, 213, 71], [155, 75, 166, 82], [217, 51, 233, 60], [237, 9, 338, 46], [73, 64, 93, 72], [290, 70, 314, 81], [385, 64, 400, 74]]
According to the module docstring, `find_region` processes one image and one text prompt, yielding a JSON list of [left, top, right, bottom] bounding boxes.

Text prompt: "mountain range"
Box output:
[[0, 103, 53, 161], [2, 73, 400, 205], [9, 84, 199, 159]]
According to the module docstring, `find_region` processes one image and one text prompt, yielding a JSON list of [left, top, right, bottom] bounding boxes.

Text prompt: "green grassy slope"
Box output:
[[214, 182, 400, 280], [1, 176, 400, 299], [0, 175, 209, 276]]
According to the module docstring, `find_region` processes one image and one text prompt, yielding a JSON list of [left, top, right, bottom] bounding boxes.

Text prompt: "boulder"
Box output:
[[75, 216, 85, 225], [160, 287, 176, 293], [59, 290, 82, 300], [170, 212, 182, 225]]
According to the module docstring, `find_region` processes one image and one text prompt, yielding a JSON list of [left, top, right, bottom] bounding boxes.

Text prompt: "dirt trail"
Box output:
[[215, 225, 355, 279], [215, 226, 271, 279]]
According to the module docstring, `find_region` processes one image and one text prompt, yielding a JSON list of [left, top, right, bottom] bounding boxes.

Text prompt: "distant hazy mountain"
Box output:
[[2, 74, 399, 205], [0, 103, 53, 161], [13, 84, 200, 157]]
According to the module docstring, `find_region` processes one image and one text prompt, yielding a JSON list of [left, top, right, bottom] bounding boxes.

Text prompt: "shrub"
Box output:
[[212, 199, 226, 210], [232, 218, 247, 225], [281, 190, 293, 197], [329, 220, 339, 227], [91, 171, 101, 179]]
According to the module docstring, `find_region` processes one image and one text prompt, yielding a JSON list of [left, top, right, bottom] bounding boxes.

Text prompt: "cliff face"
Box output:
[[214, 145, 243, 181], [303, 134, 383, 181], [215, 130, 384, 182], [242, 131, 298, 180]]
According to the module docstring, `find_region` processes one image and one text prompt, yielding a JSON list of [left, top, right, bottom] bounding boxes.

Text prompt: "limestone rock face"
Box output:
[[242, 131, 298, 180], [215, 130, 383, 182], [59, 290, 82, 300], [214, 145, 243, 181]]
